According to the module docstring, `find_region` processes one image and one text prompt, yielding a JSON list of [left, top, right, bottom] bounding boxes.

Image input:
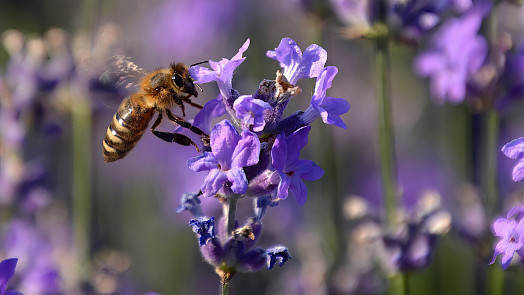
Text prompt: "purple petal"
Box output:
[[210, 120, 240, 170], [201, 169, 228, 198], [289, 177, 308, 205], [316, 96, 351, 129], [502, 138, 524, 159], [313, 66, 338, 97], [271, 133, 287, 172], [276, 173, 290, 200], [295, 159, 325, 181], [231, 131, 260, 168], [266, 38, 327, 84], [189, 66, 219, 84], [415, 52, 446, 77], [0, 258, 17, 289], [193, 97, 227, 134], [187, 152, 218, 172], [286, 126, 311, 162], [512, 159, 524, 182], [226, 168, 248, 195], [492, 218, 516, 237]]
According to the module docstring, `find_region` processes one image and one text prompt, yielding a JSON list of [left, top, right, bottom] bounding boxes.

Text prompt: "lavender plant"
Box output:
[[176, 37, 349, 293]]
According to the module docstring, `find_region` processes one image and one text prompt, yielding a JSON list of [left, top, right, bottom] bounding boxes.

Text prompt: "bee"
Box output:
[[102, 60, 208, 163]]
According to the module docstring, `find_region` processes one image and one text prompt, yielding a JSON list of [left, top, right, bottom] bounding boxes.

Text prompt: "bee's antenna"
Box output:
[[190, 60, 209, 67]]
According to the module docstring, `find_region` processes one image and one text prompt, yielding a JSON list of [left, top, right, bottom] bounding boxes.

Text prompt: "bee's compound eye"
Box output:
[[172, 72, 184, 88]]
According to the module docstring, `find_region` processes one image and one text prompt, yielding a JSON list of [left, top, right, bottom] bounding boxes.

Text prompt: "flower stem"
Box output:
[[374, 35, 398, 225], [481, 109, 499, 216], [72, 93, 92, 279], [223, 195, 239, 235]]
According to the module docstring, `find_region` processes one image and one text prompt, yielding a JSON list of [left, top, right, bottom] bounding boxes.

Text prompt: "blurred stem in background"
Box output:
[[72, 91, 92, 281], [482, 5, 503, 295], [71, 0, 97, 283], [374, 33, 398, 226], [309, 15, 346, 286]]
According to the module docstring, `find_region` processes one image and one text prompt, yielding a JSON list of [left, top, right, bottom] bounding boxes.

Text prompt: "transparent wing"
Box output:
[[99, 55, 148, 90]]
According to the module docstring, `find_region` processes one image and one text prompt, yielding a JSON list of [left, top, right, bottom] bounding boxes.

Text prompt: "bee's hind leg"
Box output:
[[150, 111, 201, 152]]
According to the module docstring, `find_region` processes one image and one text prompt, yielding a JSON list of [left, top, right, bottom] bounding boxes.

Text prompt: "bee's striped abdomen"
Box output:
[[103, 97, 154, 162]]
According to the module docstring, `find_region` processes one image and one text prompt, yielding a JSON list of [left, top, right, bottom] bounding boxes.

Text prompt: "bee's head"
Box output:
[[171, 63, 198, 98]]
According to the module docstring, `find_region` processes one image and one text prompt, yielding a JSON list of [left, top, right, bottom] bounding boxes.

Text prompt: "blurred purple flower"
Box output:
[[233, 95, 272, 132], [501, 137, 524, 182], [301, 66, 350, 128], [329, 0, 374, 35], [190, 39, 250, 99], [392, 0, 449, 39], [271, 127, 324, 205], [0, 258, 23, 295], [266, 38, 327, 84], [177, 192, 204, 217], [497, 47, 524, 107], [490, 207, 524, 269], [187, 120, 260, 198], [414, 3, 490, 103]]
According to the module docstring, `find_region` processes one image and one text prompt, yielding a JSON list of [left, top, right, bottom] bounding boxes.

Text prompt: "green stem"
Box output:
[[221, 278, 231, 295], [72, 94, 92, 279], [482, 109, 499, 216], [223, 195, 239, 235], [374, 36, 398, 225]]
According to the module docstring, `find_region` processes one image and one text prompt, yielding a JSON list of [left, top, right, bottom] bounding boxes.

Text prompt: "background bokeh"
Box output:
[[2, 0, 524, 294]]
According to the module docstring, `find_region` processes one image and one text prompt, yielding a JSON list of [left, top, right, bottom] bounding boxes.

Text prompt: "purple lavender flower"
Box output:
[[266, 38, 327, 84], [501, 137, 524, 182], [233, 95, 272, 132], [497, 47, 524, 108], [0, 258, 23, 295], [301, 66, 350, 128], [187, 120, 261, 198], [189, 39, 250, 99], [391, 0, 449, 39], [190, 216, 216, 246], [271, 126, 324, 205], [490, 207, 524, 269], [266, 246, 292, 269], [414, 3, 490, 103]]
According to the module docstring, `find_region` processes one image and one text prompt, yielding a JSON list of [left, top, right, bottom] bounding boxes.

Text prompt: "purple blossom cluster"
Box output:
[[179, 37, 349, 277]]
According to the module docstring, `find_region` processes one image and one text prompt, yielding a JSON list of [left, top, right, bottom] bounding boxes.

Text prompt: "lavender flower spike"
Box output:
[[502, 137, 524, 182], [189, 39, 250, 99], [0, 258, 23, 295], [302, 66, 350, 128], [187, 120, 261, 198], [271, 126, 324, 205], [233, 95, 272, 132], [266, 38, 327, 84]]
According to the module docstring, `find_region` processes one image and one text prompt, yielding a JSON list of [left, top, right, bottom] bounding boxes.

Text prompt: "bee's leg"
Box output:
[[182, 96, 203, 109], [152, 131, 201, 152], [166, 109, 208, 137], [150, 111, 201, 151]]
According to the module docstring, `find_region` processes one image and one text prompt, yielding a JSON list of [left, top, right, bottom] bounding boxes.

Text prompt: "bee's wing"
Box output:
[[99, 55, 148, 90]]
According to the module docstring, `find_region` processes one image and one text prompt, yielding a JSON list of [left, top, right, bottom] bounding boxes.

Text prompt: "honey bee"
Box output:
[[102, 60, 208, 163]]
